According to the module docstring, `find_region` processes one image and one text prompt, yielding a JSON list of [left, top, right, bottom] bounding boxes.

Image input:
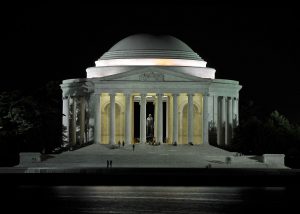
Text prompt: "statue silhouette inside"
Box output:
[[146, 114, 154, 141]]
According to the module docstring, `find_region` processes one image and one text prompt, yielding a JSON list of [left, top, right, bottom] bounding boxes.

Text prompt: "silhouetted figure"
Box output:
[[118, 141, 121, 148], [225, 157, 232, 165], [146, 114, 154, 139], [132, 144, 135, 151], [122, 141, 125, 147], [106, 160, 109, 168], [110, 160, 112, 167], [206, 164, 212, 168]]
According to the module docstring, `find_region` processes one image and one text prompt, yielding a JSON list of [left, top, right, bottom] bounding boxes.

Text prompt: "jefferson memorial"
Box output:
[[61, 34, 242, 147]]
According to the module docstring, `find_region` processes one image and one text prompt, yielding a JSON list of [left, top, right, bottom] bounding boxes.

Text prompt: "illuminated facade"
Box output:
[[61, 34, 242, 146]]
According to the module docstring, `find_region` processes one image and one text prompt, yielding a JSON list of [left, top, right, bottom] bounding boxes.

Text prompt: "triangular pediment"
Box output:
[[99, 67, 205, 82]]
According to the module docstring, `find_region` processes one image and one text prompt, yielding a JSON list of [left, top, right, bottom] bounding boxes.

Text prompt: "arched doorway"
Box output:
[[180, 103, 202, 144], [102, 102, 123, 144]]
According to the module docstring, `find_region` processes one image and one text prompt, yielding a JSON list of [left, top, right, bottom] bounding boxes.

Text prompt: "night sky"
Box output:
[[1, 3, 299, 122]]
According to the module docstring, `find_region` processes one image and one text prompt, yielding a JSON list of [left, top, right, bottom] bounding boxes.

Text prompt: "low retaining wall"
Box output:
[[20, 153, 42, 164], [263, 154, 285, 167]]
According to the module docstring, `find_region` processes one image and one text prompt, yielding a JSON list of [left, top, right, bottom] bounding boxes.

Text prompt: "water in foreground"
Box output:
[[3, 185, 299, 214]]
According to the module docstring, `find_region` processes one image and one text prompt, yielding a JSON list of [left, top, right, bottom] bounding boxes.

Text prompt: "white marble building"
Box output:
[[61, 34, 242, 147]]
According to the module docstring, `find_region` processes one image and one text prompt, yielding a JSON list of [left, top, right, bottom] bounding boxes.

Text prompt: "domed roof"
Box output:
[[109, 34, 193, 52], [99, 34, 202, 61], [87, 34, 215, 79]]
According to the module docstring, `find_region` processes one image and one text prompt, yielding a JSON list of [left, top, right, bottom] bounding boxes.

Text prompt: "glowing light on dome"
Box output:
[[95, 58, 207, 67]]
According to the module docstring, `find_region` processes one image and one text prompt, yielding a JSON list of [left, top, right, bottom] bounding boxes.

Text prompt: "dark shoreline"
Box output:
[[1, 168, 300, 187]]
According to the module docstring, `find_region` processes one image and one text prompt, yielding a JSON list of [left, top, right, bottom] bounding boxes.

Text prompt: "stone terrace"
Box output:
[[16, 143, 286, 169]]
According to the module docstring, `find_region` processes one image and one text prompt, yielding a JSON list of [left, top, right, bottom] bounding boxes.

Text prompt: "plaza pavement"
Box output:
[[15, 143, 287, 169]]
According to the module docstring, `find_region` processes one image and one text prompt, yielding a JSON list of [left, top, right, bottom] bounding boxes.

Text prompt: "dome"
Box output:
[[109, 34, 194, 52], [98, 34, 205, 63], [87, 34, 215, 79]]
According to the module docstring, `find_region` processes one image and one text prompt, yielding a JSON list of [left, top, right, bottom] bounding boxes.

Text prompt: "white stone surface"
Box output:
[[188, 94, 194, 143], [140, 94, 147, 143], [203, 94, 209, 145], [263, 154, 286, 168], [109, 94, 115, 144], [172, 94, 179, 144], [20, 153, 42, 163], [62, 97, 69, 142], [157, 94, 163, 143], [94, 94, 101, 144], [17, 144, 288, 169], [125, 94, 131, 145]]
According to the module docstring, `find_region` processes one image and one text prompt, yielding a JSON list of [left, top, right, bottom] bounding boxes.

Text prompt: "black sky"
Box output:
[[1, 3, 299, 122]]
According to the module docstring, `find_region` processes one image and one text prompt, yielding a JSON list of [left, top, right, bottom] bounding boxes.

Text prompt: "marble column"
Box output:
[[157, 93, 163, 143], [72, 97, 77, 145], [188, 93, 194, 144], [62, 96, 69, 144], [236, 98, 239, 126], [125, 93, 131, 145], [166, 97, 169, 140], [232, 97, 236, 128], [154, 97, 158, 140], [202, 93, 209, 145], [79, 97, 85, 144], [179, 112, 183, 144], [227, 97, 233, 142], [213, 96, 220, 145], [172, 94, 179, 144], [140, 94, 146, 143], [94, 94, 101, 144], [109, 93, 115, 144], [221, 96, 227, 145]]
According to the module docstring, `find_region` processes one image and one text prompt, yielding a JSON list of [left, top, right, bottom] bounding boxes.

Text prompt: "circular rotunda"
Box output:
[[61, 34, 242, 147]]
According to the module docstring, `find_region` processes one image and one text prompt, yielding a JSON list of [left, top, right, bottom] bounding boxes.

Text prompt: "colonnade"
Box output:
[[62, 93, 239, 146], [62, 96, 88, 145]]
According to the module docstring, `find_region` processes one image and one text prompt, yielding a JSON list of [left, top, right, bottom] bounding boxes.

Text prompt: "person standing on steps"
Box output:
[[106, 160, 109, 168], [132, 143, 135, 152]]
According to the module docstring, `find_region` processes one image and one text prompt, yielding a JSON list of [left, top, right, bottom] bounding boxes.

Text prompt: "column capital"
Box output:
[[140, 93, 147, 98], [156, 93, 164, 97], [203, 92, 210, 97], [124, 93, 131, 98], [172, 93, 179, 97], [109, 93, 116, 96], [187, 93, 194, 97]]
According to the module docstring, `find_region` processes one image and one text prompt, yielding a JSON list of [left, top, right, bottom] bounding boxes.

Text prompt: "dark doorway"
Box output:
[[134, 102, 140, 139], [133, 100, 167, 143], [146, 102, 155, 119], [146, 102, 155, 141]]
